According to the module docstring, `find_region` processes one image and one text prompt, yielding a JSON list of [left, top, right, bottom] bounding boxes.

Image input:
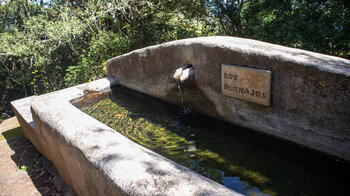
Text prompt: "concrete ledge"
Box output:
[[11, 78, 241, 196], [107, 36, 350, 161]]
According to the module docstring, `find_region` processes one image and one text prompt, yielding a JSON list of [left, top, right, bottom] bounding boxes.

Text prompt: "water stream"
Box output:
[[77, 85, 350, 196]]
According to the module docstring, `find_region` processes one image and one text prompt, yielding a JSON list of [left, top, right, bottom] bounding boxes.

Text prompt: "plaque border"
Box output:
[[221, 64, 272, 106]]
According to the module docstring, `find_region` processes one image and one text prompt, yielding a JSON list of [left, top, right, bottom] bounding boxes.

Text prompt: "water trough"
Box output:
[[11, 36, 350, 195]]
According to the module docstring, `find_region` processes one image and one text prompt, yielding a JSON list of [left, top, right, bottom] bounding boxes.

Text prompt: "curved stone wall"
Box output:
[[107, 36, 350, 161]]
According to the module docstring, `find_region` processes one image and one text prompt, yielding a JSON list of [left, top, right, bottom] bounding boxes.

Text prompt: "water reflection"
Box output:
[[78, 86, 350, 196]]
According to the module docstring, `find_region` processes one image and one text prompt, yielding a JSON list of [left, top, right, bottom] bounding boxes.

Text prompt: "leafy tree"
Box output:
[[206, 0, 250, 36], [208, 0, 350, 58], [0, 0, 348, 121], [0, 0, 211, 120]]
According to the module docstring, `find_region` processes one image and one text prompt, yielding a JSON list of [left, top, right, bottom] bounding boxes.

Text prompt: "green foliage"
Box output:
[[0, 0, 212, 116], [1, 0, 349, 117], [20, 165, 29, 172], [208, 0, 350, 58], [254, 0, 350, 58], [1, 2, 88, 116], [65, 31, 129, 86]]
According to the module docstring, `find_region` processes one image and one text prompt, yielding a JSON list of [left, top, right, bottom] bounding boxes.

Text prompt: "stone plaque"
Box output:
[[222, 64, 271, 106]]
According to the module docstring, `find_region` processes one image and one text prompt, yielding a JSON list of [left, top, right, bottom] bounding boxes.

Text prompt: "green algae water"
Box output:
[[78, 86, 350, 196]]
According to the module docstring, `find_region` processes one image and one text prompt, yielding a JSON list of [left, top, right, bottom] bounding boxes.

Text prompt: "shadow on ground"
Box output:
[[6, 135, 63, 195], [0, 117, 73, 196]]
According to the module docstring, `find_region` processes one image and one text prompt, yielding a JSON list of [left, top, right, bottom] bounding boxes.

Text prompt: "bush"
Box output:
[[65, 31, 129, 86]]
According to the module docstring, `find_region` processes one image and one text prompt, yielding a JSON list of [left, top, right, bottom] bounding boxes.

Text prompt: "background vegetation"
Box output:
[[1, 0, 349, 121]]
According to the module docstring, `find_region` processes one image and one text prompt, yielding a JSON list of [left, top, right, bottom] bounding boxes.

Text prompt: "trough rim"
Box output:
[[107, 36, 350, 76]]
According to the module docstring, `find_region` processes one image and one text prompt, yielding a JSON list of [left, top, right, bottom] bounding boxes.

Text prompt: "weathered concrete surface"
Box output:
[[11, 78, 241, 196], [106, 36, 350, 161]]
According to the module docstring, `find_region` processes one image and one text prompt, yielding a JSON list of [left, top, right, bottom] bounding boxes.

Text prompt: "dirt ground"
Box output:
[[0, 117, 64, 196]]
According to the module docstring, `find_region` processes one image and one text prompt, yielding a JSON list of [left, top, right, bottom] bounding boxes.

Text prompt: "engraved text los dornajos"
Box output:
[[221, 64, 271, 106]]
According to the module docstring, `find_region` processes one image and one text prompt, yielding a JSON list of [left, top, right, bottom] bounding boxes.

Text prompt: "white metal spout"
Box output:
[[172, 66, 195, 82]]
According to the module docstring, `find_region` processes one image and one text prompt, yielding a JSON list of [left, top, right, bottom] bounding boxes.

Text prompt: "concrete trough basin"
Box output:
[[11, 78, 241, 195], [11, 36, 350, 195]]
